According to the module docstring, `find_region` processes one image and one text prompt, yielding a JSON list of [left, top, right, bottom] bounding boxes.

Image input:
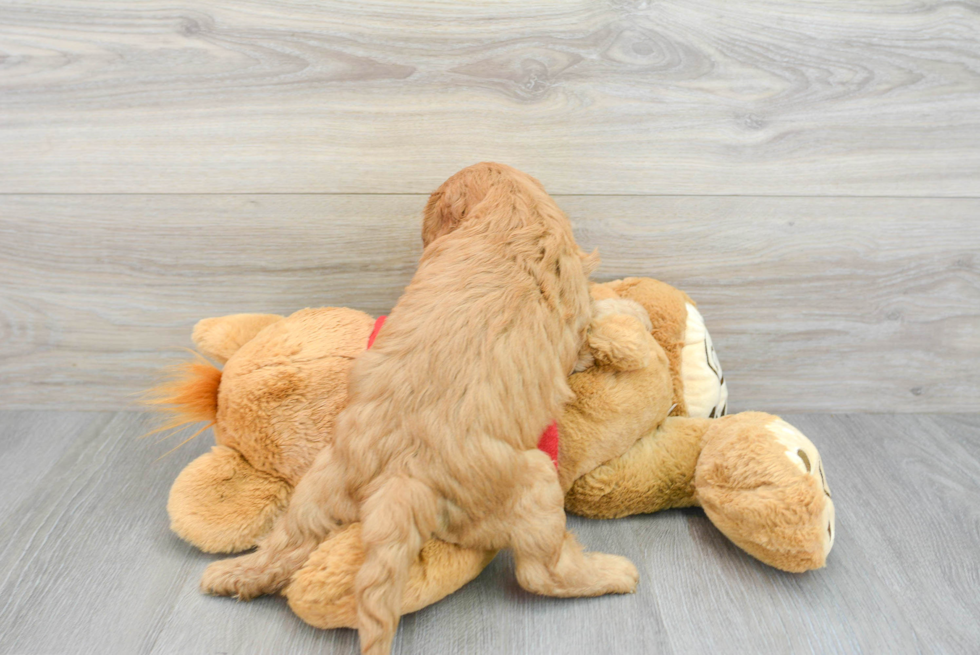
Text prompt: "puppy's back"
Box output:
[[337, 167, 592, 492]]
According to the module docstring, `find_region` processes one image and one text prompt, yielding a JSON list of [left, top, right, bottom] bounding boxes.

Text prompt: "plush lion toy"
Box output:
[[151, 277, 834, 629]]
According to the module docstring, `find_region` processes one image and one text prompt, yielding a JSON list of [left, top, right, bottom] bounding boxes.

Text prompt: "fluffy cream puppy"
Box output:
[[200, 163, 639, 655]]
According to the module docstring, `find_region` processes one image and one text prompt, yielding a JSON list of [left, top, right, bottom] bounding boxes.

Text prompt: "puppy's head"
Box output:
[[423, 160, 598, 280], [422, 162, 546, 247], [424, 162, 600, 363]]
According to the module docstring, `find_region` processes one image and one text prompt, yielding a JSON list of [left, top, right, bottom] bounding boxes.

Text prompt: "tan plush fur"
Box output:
[[158, 279, 833, 631], [283, 285, 832, 628], [559, 300, 672, 492], [606, 277, 693, 416], [695, 412, 834, 572], [214, 307, 375, 487], [193, 314, 285, 365], [567, 412, 834, 572], [160, 308, 374, 553], [286, 294, 670, 629], [285, 287, 833, 628], [196, 163, 635, 655], [286, 524, 497, 629], [169, 445, 293, 553], [565, 417, 708, 518]]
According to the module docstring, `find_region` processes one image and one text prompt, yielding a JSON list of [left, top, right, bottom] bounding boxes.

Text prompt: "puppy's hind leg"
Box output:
[[356, 478, 437, 655], [201, 446, 357, 600], [510, 451, 639, 598], [200, 513, 321, 601]]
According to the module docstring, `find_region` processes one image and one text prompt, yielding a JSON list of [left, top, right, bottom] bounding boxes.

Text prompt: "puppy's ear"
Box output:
[[422, 189, 459, 247], [580, 249, 601, 277], [589, 314, 655, 372], [422, 164, 495, 247]]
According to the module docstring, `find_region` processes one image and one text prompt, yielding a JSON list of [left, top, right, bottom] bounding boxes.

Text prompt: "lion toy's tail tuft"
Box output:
[[142, 353, 222, 443]]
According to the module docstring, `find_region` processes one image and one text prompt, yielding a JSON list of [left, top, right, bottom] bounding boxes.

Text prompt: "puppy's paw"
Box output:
[[200, 558, 264, 601], [585, 552, 639, 595]]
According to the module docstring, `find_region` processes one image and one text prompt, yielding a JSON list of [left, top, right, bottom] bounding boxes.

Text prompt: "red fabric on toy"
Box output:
[[367, 315, 386, 349], [538, 421, 560, 468], [366, 315, 559, 468]]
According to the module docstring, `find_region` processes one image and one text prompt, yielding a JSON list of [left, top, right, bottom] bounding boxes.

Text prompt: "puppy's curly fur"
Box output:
[[200, 163, 638, 655]]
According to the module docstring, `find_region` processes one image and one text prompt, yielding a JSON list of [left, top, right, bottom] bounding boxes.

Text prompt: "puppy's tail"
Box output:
[[355, 478, 436, 655]]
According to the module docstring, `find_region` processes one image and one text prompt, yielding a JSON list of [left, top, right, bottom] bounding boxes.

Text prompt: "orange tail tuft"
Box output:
[[142, 353, 222, 448]]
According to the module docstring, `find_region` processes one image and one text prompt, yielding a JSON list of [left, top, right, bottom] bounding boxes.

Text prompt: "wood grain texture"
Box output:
[[2, 194, 977, 412], [0, 412, 978, 654], [1, 0, 979, 194]]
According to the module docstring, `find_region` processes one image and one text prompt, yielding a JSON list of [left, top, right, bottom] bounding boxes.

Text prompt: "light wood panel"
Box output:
[[1, 0, 978, 194], [1, 412, 978, 653], [1, 194, 977, 412]]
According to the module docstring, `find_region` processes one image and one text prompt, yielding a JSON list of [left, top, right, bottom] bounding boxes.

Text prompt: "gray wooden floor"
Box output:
[[1, 411, 978, 655]]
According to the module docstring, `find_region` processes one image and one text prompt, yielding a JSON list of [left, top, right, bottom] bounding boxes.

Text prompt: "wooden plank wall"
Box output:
[[1, 1, 978, 411]]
